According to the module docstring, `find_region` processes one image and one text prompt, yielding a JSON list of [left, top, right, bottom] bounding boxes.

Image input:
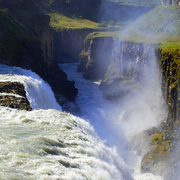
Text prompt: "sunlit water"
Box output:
[[0, 63, 163, 179]]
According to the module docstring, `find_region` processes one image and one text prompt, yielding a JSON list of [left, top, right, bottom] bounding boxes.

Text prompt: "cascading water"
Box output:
[[59, 56, 165, 180], [0, 59, 164, 179], [0, 64, 132, 180], [0, 64, 61, 110]]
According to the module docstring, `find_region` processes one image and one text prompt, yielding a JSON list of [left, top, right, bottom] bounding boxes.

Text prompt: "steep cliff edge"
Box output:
[[53, 29, 93, 63], [100, 41, 158, 100], [0, 0, 78, 105], [140, 45, 180, 179], [77, 36, 114, 79]]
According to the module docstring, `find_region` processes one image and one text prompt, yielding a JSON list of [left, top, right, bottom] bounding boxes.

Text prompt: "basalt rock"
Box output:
[[161, 0, 180, 5], [140, 47, 180, 178], [53, 29, 93, 63], [100, 41, 158, 101], [47, 63, 78, 102], [0, 81, 31, 111], [77, 37, 113, 79]]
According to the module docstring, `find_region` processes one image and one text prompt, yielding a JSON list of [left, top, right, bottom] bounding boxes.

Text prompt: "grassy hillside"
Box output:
[[48, 12, 99, 30], [104, 0, 161, 6], [89, 5, 180, 42], [133, 5, 180, 34]]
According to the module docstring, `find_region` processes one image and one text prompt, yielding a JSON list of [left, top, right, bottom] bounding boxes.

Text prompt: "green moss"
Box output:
[[156, 43, 180, 124], [79, 50, 89, 58], [151, 133, 165, 145], [48, 11, 99, 30]]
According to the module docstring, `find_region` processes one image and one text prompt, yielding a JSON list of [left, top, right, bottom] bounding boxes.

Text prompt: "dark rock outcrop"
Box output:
[[77, 37, 113, 79], [0, 82, 31, 111], [47, 63, 78, 102], [53, 29, 93, 63]]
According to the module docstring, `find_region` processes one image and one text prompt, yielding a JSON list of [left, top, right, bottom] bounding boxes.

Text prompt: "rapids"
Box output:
[[0, 63, 163, 179]]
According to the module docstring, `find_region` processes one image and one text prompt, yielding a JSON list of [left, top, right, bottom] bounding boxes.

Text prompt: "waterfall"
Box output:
[[0, 62, 165, 179], [0, 64, 61, 110], [0, 64, 132, 180], [59, 62, 165, 180]]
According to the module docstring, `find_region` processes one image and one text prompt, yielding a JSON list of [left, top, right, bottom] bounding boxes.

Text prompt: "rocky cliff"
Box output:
[[161, 0, 180, 5], [141, 47, 180, 179], [100, 41, 158, 100], [0, 0, 78, 106], [53, 29, 93, 63], [77, 36, 114, 79]]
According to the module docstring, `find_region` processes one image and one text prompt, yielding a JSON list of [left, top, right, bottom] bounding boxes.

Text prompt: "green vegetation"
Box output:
[[133, 5, 180, 34], [156, 43, 180, 125], [104, 0, 161, 6], [48, 11, 99, 30], [86, 5, 180, 44]]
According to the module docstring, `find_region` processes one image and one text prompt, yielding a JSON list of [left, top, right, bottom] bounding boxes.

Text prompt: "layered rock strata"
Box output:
[[0, 82, 31, 111]]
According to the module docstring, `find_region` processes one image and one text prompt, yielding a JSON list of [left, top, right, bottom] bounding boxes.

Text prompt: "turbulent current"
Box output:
[[0, 63, 163, 179]]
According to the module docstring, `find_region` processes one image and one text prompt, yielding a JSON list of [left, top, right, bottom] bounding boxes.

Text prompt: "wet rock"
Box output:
[[0, 95, 31, 111], [0, 81, 31, 111], [0, 82, 26, 97]]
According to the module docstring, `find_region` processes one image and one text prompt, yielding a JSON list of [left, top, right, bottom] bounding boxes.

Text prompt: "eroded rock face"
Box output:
[[47, 63, 78, 102], [77, 37, 114, 79], [53, 29, 93, 63], [100, 41, 158, 100], [0, 82, 31, 111]]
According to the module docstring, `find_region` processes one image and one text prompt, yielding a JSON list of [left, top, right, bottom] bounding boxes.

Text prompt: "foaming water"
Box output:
[[0, 107, 132, 180], [0, 63, 164, 179], [0, 64, 133, 180], [0, 64, 61, 110], [59, 63, 164, 180]]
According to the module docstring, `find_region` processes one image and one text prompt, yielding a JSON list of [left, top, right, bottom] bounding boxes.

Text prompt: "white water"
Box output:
[[0, 64, 61, 110], [0, 64, 131, 179], [59, 63, 165, 180], [0, 63, 164, 179]]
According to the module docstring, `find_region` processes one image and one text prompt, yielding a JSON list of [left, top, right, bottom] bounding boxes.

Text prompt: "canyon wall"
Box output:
[[77, 37, 113, 79], [100, 41, 158, 100], [53, 29, 93, 63]]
